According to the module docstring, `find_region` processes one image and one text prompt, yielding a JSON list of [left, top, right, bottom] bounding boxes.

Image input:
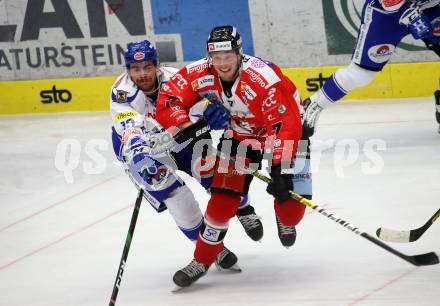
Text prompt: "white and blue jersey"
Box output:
[[110, 66, 178, 160], [314, 0, 440, 106], [109, 66, 250, 240], [353, 0, 440, 71]]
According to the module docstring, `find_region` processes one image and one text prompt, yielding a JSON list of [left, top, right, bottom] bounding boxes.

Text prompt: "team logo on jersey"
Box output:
[[278, 104, 286, 114], [116, 90, 128, 102], [244, 85, 257, 101], [142, 163, 170, 188], [134, 52, 145, 61], [262, 87, 278, 110], [432, 17, 440, 36], [368, 44, 394, 63], [172, 73, 188, 90], [240, 82, 255, 103], [251, 58, 265, 69], [192, 75, 215, 90]]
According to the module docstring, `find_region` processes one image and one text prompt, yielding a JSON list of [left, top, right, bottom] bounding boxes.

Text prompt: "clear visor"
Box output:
[[208, 51, 238, 65]]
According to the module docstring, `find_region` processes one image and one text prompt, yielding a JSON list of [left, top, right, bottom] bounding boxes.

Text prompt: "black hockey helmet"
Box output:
[[206, 25, 243, 54]]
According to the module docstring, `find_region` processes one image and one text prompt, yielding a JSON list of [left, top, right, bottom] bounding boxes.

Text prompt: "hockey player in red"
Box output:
[[155, 25, 309, 287]]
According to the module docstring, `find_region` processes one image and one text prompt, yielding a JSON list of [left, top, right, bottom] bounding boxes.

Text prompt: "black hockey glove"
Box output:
[[174, 120, 211, 148], [266, 164, 293, 204], [172, 120, 213, 165]]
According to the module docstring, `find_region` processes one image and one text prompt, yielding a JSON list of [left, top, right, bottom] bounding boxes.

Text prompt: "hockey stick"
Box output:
[[165, 120, 438, 266], [376, 208, 440, 243], [109, 189, 144, 306], [250, 171, 439, 266]]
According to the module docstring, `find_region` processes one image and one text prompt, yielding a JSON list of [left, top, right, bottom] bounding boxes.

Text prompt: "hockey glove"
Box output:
[[124, 130, 175, 159], [203, 102, 230, 130], [400, 6, 433, 40], [303, 98, 324, 137], [266, 165, 293, 204], [124, 130, 177, 169], [171, 120, 213, 168]]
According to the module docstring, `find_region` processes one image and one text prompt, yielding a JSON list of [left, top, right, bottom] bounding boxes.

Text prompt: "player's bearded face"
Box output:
[[129, 62, 158, 92], [210, 50, 240, 82]]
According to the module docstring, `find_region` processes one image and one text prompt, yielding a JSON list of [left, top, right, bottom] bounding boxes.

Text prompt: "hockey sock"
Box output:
[[321, 74, 348, 103], [274, 198, 306, 227]]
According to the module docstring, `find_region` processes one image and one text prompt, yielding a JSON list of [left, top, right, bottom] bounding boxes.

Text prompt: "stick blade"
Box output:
[[376, 227, 411, 243], [408, 252, 439, 266]]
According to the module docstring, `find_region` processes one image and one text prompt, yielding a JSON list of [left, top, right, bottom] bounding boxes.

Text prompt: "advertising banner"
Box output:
[[0, 0, 254, 80], [1, 1, 439, 114], [1, 0, 439, 81], [1, 62, 438, 114]]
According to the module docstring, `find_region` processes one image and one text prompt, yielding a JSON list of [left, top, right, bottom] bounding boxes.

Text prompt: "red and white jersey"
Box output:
[[156, 54, 303, 165]]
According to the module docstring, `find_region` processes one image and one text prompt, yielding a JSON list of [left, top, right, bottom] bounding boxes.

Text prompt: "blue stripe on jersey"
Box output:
[[111, 127, 124, 161], [321, 74, 347, 103]]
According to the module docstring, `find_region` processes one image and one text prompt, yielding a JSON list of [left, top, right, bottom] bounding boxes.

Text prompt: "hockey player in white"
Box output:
[[304, 0, 440, 135], [110, 40, 264, 271]]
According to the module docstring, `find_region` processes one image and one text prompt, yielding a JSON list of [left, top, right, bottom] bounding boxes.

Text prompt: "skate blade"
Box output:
[[171, 285, 186, 293], [215, 263, 242, 272]]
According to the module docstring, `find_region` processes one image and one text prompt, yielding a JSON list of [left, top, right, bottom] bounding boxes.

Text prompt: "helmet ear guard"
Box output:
[[124, 40, 158, 67]]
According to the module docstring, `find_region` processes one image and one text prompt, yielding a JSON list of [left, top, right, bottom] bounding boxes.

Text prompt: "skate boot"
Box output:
[[173, 259, 210, 288], [236, 205, 264, 241], [435, 90, 440, 134], [215, 247, 241, 272], [276, 216, 297, 248]]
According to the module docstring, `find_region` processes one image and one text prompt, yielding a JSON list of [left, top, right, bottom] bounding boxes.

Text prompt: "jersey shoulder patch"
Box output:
[[111, 73, 140, 103], [241, 55, 281, 89], [186, 58, 209, 75]]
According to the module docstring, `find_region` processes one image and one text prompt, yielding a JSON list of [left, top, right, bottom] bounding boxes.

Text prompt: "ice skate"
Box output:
[[215, 247, 241, 272], [173, 259, 210, 288], [236, 205, 264, 241], [276, 216, 296, 248]]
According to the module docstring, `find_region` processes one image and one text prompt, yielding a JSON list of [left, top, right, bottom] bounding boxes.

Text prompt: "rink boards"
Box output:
[[0, 61, 439, 115]]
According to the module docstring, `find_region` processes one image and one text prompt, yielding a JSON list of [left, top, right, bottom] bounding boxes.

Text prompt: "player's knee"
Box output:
[[206, 192, 241, 225], [164, 185, 203, 229], [335, 62, 376, 92], [274, 199, 306, 227]]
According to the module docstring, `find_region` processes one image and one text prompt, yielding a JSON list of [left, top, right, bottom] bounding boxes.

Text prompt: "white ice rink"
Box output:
[[1, 98, 439, 306]]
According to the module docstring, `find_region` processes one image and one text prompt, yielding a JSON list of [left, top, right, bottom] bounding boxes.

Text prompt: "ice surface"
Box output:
[[0, 97, 439, 306]]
